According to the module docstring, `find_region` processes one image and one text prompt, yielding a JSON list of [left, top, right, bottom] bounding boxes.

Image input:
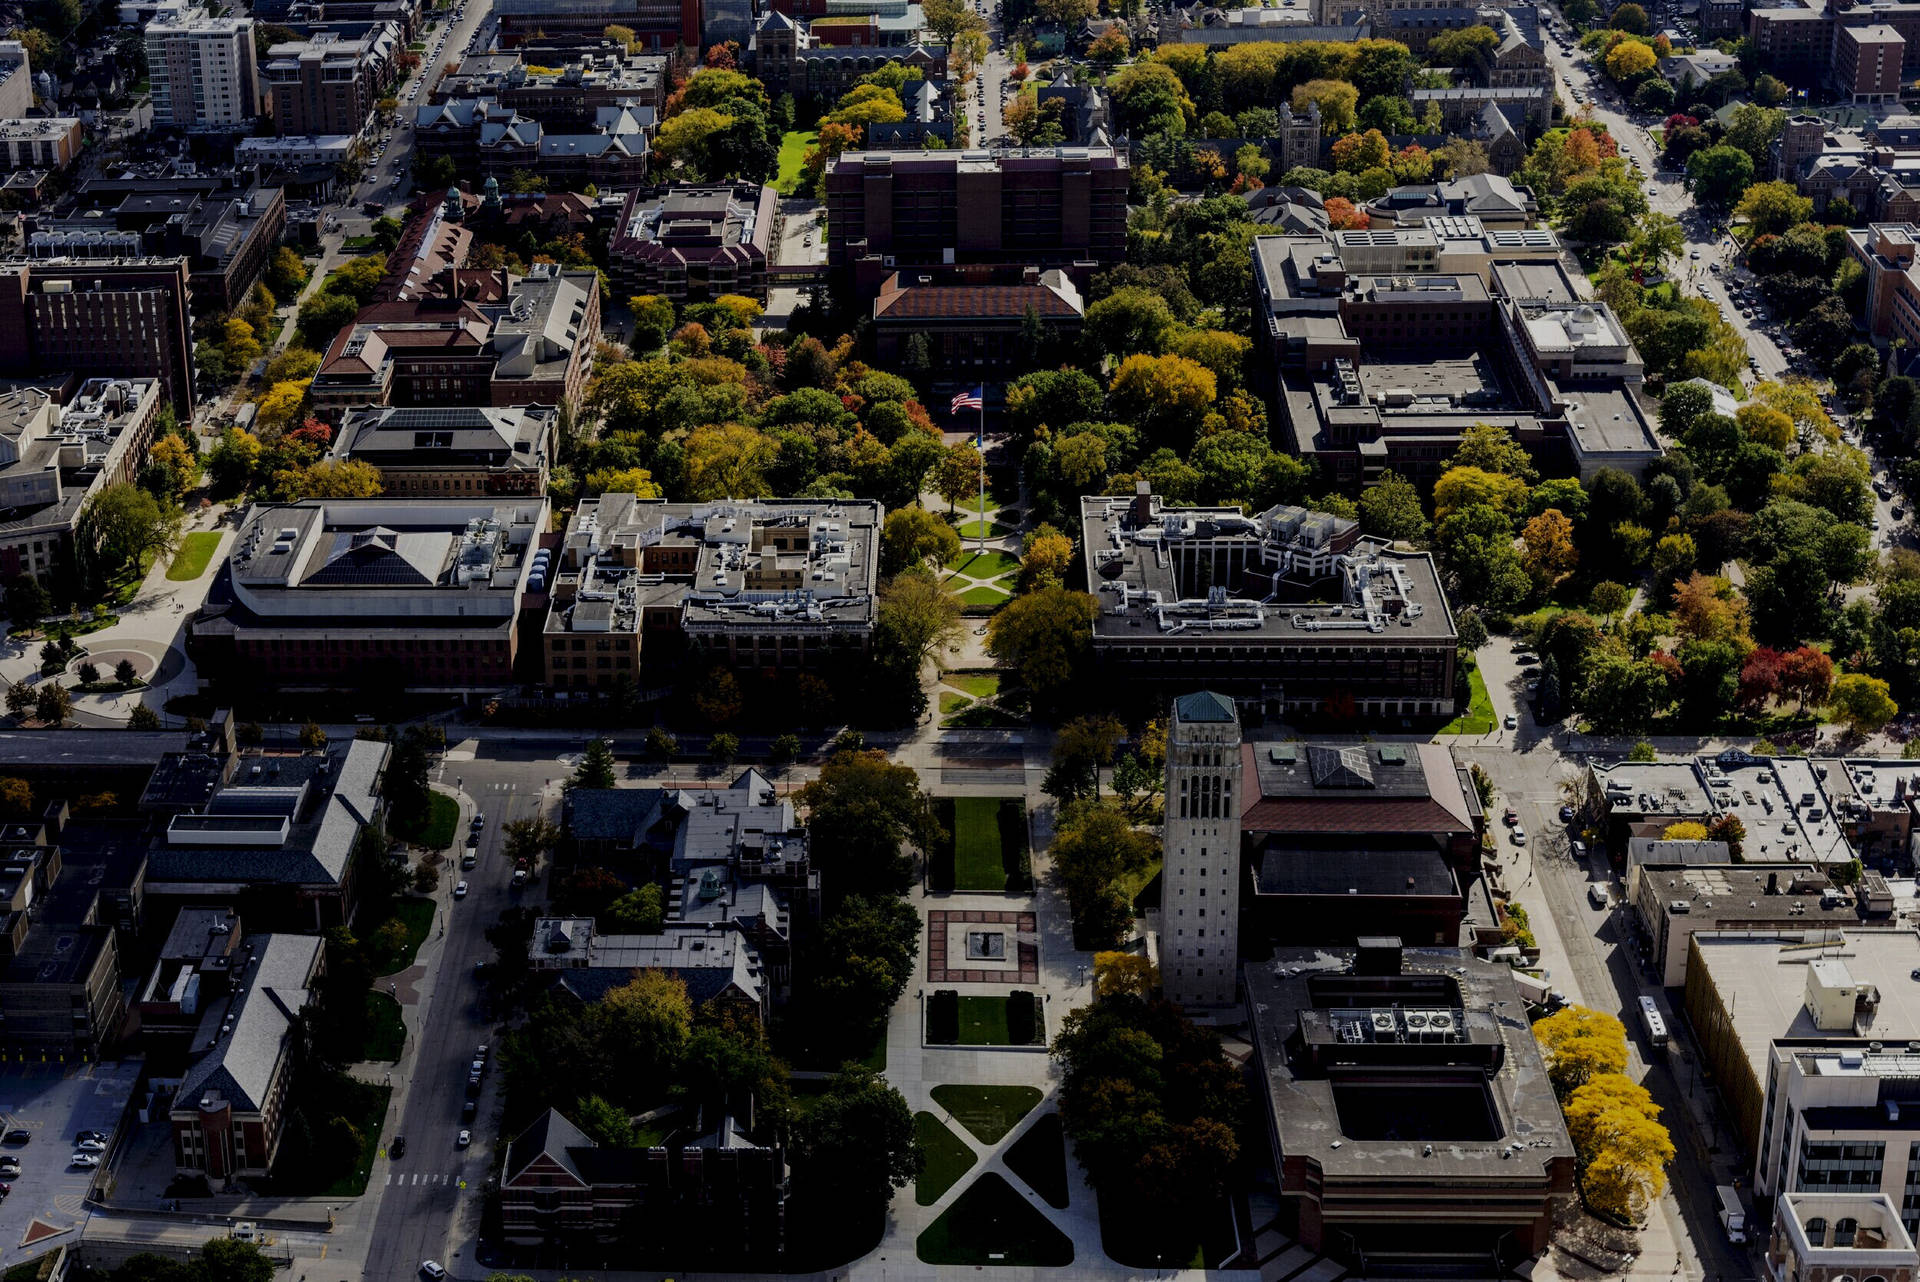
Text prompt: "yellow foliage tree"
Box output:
[[1093, 951, 1159, 998], [584, 466, 663, 498], [1432, 465, 1529, 523], [1019, 526, 1075, 593], [1563, 1071, 1661, 1154], [684, 423, 776, 499], [1579, 1106, 1675, 1219], [1532, 1004, 1629, 1095], [1735, 404, 1794, 451], [1604, 40, 1656, 82], [1661, 821, 1709, 841], [255, 380, 309, 431], [291, 459, 384, 499], [1521, 508, 1578, 589]]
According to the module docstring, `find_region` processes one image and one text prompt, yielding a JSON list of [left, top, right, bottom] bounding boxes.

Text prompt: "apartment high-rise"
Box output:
[[262, 27, 397, 137], [1161, 692, 1243, 1010], [146, 5, 259, 132]]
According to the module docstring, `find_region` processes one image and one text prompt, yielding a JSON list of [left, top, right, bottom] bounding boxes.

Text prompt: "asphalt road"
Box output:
[[354, 1, 495, 219], [360, 753, 559, 1282], [1467, 746, 1758, 1282]]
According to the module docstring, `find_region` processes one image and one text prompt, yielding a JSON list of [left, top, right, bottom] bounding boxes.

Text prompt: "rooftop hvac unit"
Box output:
[[1370, 1012, 1395, 1034]]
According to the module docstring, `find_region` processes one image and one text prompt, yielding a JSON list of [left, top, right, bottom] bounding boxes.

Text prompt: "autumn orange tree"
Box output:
[[1563, 1072, 1673, 1220]]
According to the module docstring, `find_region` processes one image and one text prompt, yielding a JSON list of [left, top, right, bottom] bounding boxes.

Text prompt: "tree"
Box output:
[[811, 894, 921, 1040], [11, 681, 43, 717], [598, 970, 692, 1087], [1051, 800, 1158, 947], [1358, 472, 1428, 542], [3, 575, 47, 625], [1830, 673, 1898, 734], [33, 683, 69, 726], [797, 749, 933, 895], [630, 294, 676, 352], [1630, 210, 1685, 271], [1084, 287, 1178, 360], [1591, 581, 1632, 616], [921, 0, 983, 47], [1019, 525, 1075, 593], [299, 721, 327, 750], [603, 883, 664, 933], [0, 777, 30, 814], [1532, 1004, 1629, 1095], [1093, 951, 1160, 998], [128, 704, 161, 730], [571, 737, 618, 790], [1609, 1, 1649, 31], [1662, 821, 1709, 841], [1521, 509, 1578, 591], [1735, 180, 1813, 236], [574, 1094, 636, 1147], [75, 484, 180, 591], [931, 441, 982, 513], [1292, 79, 1358, 135], [1687, 144, 1755, 204], [140, 433, 198, 506], [986, 585, 1096, 705], [199, 1238, 277, 1282], [1434, 466, 1529, 522], [1605, 40, 1656, 82], [791, 1067, 920, 1209], [1779, 645, 1835, 710], [1707, 812, 1746, 857], [1046, 715, 1125, 805], [1107, 353, 1216, 450]]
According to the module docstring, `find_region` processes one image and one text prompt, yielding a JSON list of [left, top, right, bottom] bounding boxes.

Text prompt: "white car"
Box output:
[[75, 1138, 105, 1152], [457, 1130, 472, 1147], [420, 1264, 447, 1280], [68, 1153, 99, 1168], [1511, 829, 1528, 847], [454, 881, 469, 899]]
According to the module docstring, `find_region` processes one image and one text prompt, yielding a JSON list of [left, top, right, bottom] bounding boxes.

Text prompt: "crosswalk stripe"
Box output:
[[384, 1173, 391, 1186]]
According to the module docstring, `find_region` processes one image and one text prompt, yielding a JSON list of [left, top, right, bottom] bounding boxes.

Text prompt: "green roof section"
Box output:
[[1173, 691, 1236, 723]]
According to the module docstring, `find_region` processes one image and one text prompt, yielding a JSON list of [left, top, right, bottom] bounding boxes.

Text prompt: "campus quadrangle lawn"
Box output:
[[930, 1084, 1042, 1144], [166, 532, 222, 581], [914, 1112, 976, 1205], [952, 796, 1008, 891], [776, 131, 816, 194]]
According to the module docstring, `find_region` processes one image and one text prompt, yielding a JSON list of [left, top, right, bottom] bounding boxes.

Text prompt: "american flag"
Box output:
[[950, 387, 985, 413]]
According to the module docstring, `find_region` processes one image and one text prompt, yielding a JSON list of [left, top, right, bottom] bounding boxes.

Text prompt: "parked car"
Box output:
[[1559, 804, 1575, 822], [4, 1130, 28, 1145], [1589, 883, 1609, 909], [461, 1100, 477, 1121], [421, 1264, 447, 1280], [68, 1153, 99, 1168], [457, 1130, 471, 1148], [1503, 714, 1518, 730], [391, 1135, 407, 1159], [453, 881, 469, 899], [461, 852, 477, 870], [1511, 828, 1527, 846], [0, 1157, 19, 1176], [75, 1138, 105, 1153]]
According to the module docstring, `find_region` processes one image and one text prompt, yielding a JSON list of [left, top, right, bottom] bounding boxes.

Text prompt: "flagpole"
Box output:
[[977, 392, 986, 556]]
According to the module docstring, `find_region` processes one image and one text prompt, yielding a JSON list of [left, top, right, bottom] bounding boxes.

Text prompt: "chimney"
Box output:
[[1129, 478, 1154, 526]]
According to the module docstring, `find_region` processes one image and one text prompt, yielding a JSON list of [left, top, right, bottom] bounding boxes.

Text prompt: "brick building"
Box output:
[[0, 257, 195, 414], [329, 404, 555, 495], [824, 145, 1128, 297], [608, 183, 777, 302], [262, 26, 399, 137]]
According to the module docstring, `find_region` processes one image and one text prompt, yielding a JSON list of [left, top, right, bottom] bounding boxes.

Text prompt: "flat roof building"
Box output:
[[189, 498, 547, 693], [609, 183, 776, 302], [1081, 483, 1457, 717], [0, 257, 195, 414], [543, 494, 881, 689], [1630, 862, 1852, 986], [1256, 233, 1661, 487], [1245, 938, 1576, 1271], [0, 377, 162, 585], [1767, 1193, 1919, 1282]]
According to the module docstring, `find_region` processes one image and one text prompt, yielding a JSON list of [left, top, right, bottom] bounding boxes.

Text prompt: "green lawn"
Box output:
[[373, 897, 436, 975], [342, 234, 379, 251], [1098, 1188, 1238, 1269], [959, 584, 1011, 607], [360, 991, 406, 1061], [393, 790, 458, 849], [952, 796, 1009, 891], [776, 130, 816, 194], [931, 1084, 1043, 1144], [271, 1076, 391, 1197], [917, 1173, 1074, 1266], [947, 550, 1019, 580], [957, 520, 1013, 539], [940, 692, 974, 715], [947, 673, 1000, 699], [1005, 1112, 1070, 1208], [915, 1112, 977, 1205], [1439, 662, 1495, 735], [166, 531, 221, 581]]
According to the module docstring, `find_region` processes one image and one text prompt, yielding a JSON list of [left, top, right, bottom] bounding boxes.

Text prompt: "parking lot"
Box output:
[[0, 1060, 140, 1268]]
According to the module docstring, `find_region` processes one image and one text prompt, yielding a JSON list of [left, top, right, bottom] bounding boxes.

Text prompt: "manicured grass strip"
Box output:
[[952, 796, 1008, 891], [360, 991, 405, 1061], [947, 550, 1019, 579], [930, 1084, 1042, 1144], [166, 531, 221, 581], [393, 790, 458, 850], [959, 584, 1011, 607], [957, 519, 1013, 539], [940, 692, 973, 715], [776, 130, 816, 194], [917, 1173, 1074, 1266], [374, 896, 436, 976], [1005, 1112, 1069, 1208], [947, 673, 1000, 699], [915, 1112, 977, 1205], [958, 994, 1010, 1044], [1440, 661, 1495, 735]]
